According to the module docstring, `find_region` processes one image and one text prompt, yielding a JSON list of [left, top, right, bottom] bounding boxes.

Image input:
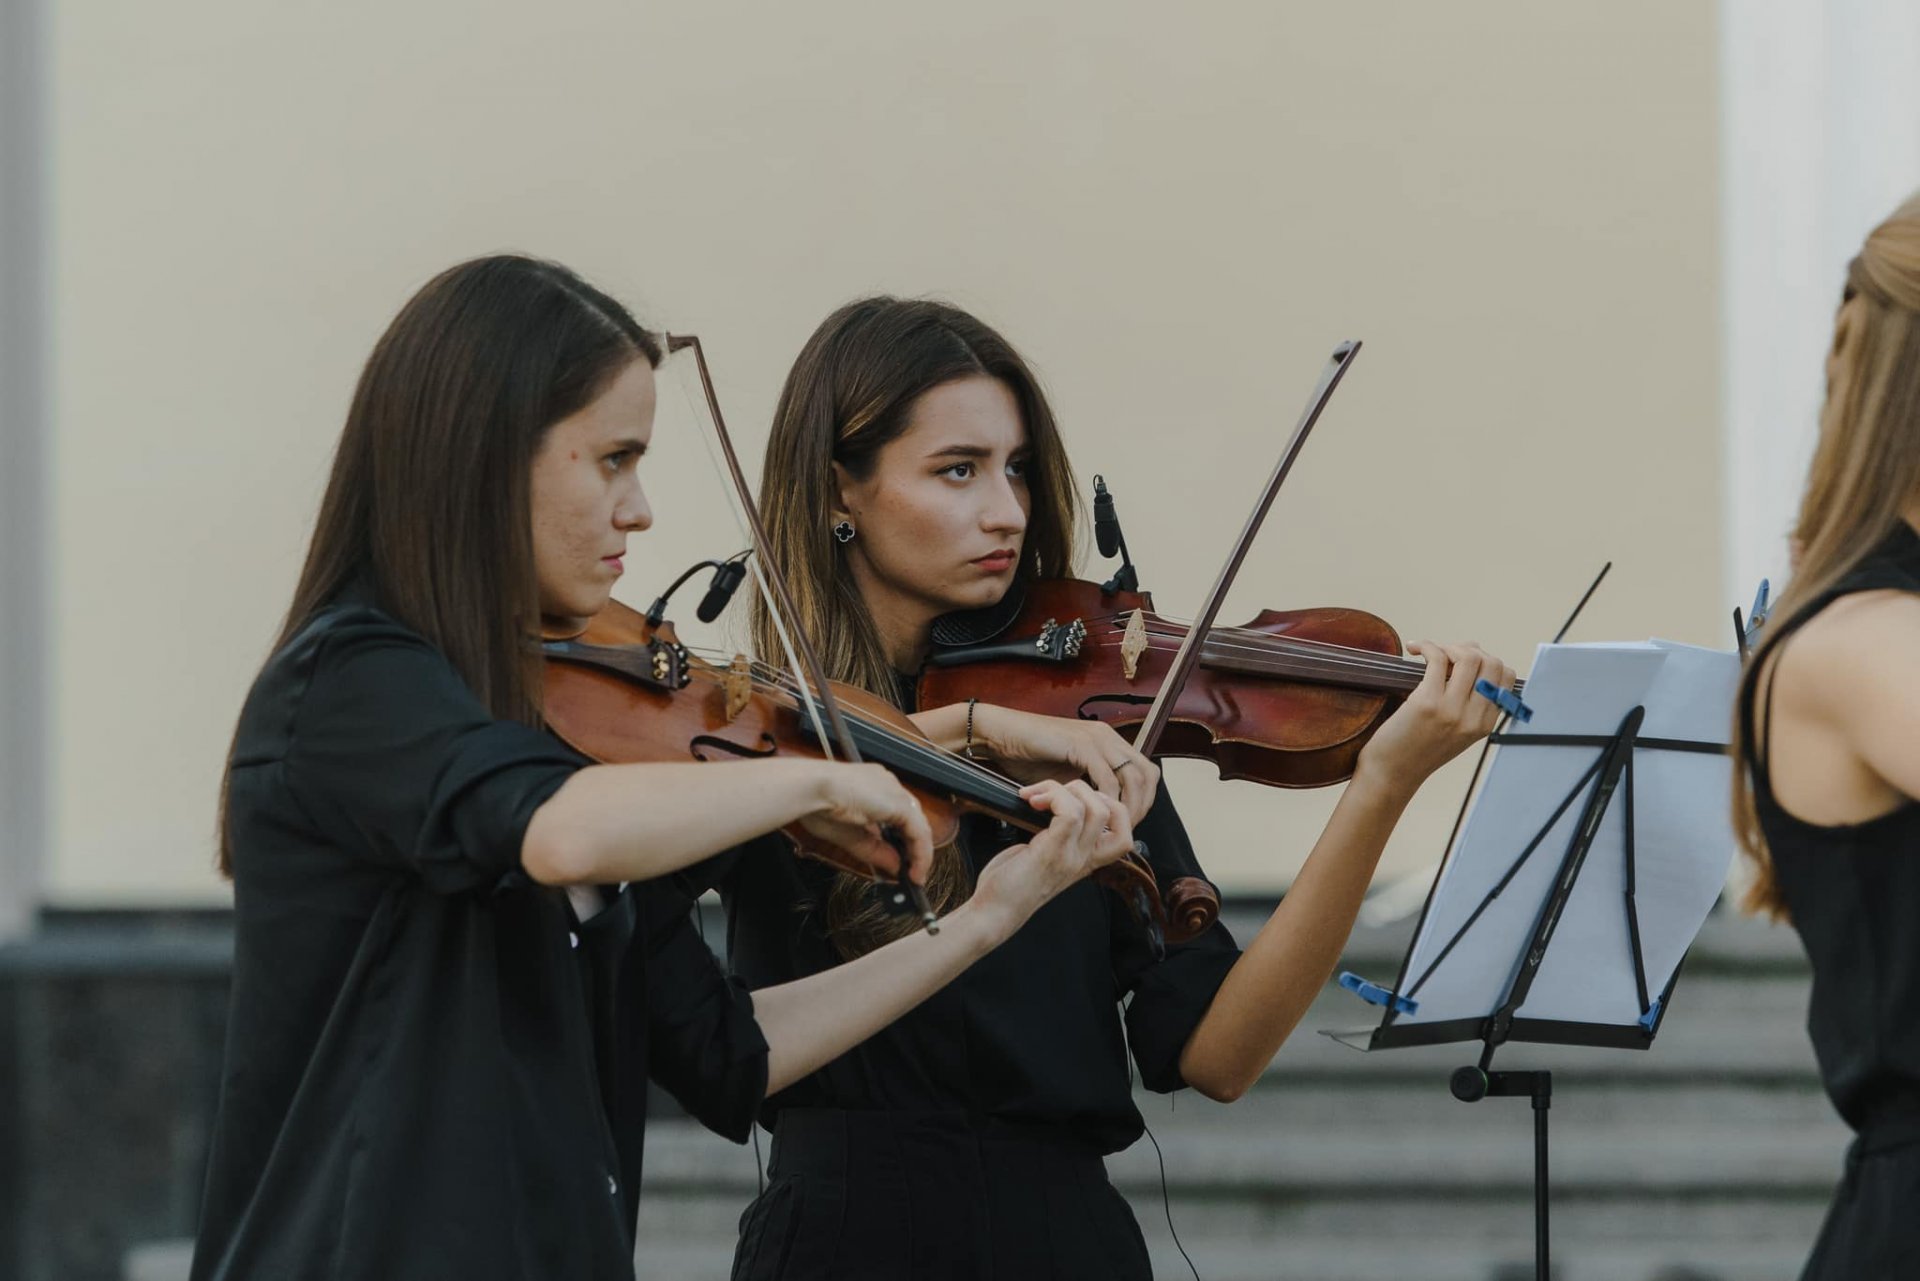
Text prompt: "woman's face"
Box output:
[[834, 375, 1031, 642], [530, 356, 656, 625]]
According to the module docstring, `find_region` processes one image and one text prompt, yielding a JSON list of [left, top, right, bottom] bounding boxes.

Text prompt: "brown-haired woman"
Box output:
[[1732, 195, 1920, 1280], [705, 296, 1514, 1279], [190, 259, 1135, 1281]]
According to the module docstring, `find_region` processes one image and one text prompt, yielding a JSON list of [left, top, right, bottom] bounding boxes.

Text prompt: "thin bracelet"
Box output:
[[963, 698, 979, 759]]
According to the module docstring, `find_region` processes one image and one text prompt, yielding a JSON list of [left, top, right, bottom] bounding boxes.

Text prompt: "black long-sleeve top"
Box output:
[[693, 777, 1241, 1155], [191, 579, 768, 1281]]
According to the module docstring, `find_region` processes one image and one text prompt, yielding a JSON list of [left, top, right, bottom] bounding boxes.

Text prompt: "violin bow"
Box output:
[[1131, 341, 1363, 757], [664, 333, 938, 931]]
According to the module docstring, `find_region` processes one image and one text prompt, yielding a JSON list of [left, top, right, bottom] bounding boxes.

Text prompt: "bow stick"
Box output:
[[1131, 341, 1363, 756], [665, 333, 938, 931]]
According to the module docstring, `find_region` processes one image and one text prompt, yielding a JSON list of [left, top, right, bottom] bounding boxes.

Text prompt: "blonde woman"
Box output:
[[1732, 195, 1920, 1279]]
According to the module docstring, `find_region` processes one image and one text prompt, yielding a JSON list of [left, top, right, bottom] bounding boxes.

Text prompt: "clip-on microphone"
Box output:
[[1092, 475, 1139, 595], [646, 550, 754, 627]]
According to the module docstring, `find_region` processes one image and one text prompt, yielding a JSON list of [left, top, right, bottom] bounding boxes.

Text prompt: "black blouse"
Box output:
[[693, 732, 1241, 1154], [191, 580, 768, 1281]]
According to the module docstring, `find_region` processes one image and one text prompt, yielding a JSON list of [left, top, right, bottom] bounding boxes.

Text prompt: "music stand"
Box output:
[[1324, 640, 1740, 1281]]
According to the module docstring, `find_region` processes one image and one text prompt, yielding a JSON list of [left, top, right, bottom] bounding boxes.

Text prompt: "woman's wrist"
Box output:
[[907, 704, 969, 754], [935, 897, 1019, 955], [1346, 756, 1421, 812]]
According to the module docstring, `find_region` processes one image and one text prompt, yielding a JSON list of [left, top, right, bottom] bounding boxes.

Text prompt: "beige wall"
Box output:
[[46, 1, 1720, 904]]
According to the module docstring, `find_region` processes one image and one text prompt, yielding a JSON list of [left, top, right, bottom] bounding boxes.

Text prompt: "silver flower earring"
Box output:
[[833, 520, 856, 544]]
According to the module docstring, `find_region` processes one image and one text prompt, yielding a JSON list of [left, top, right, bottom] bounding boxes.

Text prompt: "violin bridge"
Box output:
[[723, 654, 753, 722], [1121, 609, 1149, 682]]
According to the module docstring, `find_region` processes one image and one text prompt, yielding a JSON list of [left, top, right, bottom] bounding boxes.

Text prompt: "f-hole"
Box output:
[[691, 734, 779, 762], [1077, 693, 1154, 721]]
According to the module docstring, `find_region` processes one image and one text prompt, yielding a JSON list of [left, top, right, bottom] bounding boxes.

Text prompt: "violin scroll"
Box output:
[[1163, 875, 1221, 943]]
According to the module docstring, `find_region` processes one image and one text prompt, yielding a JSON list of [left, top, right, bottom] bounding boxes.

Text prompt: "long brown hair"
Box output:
[[218, 255, 660, 875], [1734, 194, 1920, 917], [754, 297, 1079, 955]]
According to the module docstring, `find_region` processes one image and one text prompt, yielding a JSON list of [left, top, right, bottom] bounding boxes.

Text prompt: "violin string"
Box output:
[[1088, 608, 1425, 673], [1134, 643, 1418, 688], [1093, 612, 1522, 689], [679, 645, 1036, 808], [1090, 607, 1417, 664], [1124, 628, 1423, 686], [1132, 630, 1414, 673], [727, 655, 1010, 776], [1141, 628, 1525, 690], [1129, 619, 1425, 678]]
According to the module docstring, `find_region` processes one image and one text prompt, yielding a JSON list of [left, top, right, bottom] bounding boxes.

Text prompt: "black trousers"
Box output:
[[1801, 1126, 1920, 1280], [730, 1108, 1154, 1281]]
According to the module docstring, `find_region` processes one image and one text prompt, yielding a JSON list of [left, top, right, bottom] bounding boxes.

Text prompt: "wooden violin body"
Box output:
[[917, 577, 1423, 943], [539, 597, 1172, 940], [918, 578, 1409, 790], [541, 599, 951, 880]]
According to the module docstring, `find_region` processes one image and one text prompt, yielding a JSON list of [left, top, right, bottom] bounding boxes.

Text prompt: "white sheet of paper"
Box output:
[[1391, 640, 1739, 1031]]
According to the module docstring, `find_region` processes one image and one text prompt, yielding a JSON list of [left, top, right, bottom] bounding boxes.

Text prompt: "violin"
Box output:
[[919, 576, 1420, 790], [914, 576, 1422, 944], [537, 595, 1172, 944]]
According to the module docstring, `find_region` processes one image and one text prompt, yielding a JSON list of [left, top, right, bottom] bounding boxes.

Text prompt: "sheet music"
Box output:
[[1393, 640, 1739, 1029]]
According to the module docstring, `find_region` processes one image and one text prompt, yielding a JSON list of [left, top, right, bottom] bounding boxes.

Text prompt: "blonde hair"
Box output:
[[1733, 193, 1920, 917]]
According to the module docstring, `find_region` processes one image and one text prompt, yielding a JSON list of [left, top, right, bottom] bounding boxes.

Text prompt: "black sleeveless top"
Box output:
[[1744, 520, 1920, 1139]]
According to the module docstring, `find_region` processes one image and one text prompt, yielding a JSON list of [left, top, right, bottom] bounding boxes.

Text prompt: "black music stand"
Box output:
[[1325, 643, 1736, 1281]]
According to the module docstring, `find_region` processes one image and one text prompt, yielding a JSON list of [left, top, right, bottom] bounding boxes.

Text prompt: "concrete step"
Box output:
[[627, 1240, 1815, 1281], [1132, 1238, 1816, 1281], [642, 1107, 1852, 1201], [637, 1174, 1836, 1239], [628, 1200, 1827, 1281], [139, 1217, 1826, 1281]]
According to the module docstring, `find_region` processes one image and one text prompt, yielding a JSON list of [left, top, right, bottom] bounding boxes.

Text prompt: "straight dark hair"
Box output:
[[217, 255, 660, 875]]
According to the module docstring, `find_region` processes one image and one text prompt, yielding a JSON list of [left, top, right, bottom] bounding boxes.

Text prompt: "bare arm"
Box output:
[[751, 898, 1007, 1093], [911, 702, 1161, 826], [1177, 641, 1510, 1101], [520, 759, 933, 887], [1175, 769, 1414, 1100], [751, 779, 1133, 1092], [1815, 591, 1920, 798]]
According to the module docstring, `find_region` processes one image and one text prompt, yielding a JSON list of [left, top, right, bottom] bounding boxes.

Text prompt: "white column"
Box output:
[[1721, 0, 1920, 614], [0, 0, 47, 941]]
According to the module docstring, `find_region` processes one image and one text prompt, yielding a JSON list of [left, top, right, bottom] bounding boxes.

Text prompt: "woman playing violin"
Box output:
[[191, 258, 1135, 1281], [1733, 194, 1920, 1280], [708, 297, 1516, 1279]]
